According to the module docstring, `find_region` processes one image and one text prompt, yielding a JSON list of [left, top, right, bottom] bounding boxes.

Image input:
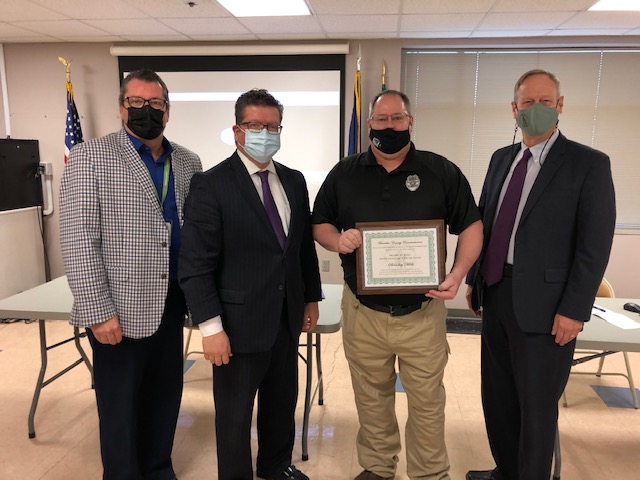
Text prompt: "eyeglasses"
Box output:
[[125, 96, 168, 111], [238, 122, 283, 135], [369, 113, 411, 127]]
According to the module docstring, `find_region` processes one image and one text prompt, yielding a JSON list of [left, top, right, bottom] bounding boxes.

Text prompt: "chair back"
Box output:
[[596, 278, 615, 298]]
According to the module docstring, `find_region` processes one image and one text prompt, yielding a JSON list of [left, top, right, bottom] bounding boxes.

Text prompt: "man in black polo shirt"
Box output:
[[312, 89, 482, 480]]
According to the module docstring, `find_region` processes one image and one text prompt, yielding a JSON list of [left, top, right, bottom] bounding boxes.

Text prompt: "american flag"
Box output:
[[64, 81, 84, 163]]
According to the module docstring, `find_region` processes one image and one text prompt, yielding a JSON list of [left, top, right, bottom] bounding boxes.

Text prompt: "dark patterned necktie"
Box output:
[[257, 170, 286, 250], [480, 148, 531, 286]]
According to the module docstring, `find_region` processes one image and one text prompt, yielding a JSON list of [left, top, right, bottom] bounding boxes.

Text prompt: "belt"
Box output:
[[359, 299, 425, 317]]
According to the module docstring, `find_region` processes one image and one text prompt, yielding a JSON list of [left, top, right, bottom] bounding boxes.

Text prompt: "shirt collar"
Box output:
[[237, 148, 277, 176], [522, 129, 559, 166], [362, 143, 418, 171], [126, 131, 173, 160]]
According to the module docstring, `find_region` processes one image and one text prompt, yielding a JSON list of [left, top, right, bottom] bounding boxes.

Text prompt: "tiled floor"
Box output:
[[1, 318, 639, 479]]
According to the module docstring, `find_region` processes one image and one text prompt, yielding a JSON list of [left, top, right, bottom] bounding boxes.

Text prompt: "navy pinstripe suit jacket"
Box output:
[[179, 152, 322, 353]]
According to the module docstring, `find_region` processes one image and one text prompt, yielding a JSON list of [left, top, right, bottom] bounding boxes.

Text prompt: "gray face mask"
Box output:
[[516, 103, 559, 136]]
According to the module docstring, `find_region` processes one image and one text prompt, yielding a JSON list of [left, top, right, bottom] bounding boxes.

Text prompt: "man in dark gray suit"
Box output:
[[465, 69, 616, 480], [179, 89, 322, 480], [60, 69, 202, 479]]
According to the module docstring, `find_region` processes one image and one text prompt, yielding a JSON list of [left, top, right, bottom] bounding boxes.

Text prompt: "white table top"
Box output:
[[0, 275, 71, 321], [577, 297, 640, 352], [3, 279, 638, 351], [0, 277, 344, 334]]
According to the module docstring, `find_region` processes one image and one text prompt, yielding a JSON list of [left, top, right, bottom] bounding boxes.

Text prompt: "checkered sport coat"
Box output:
[[59, 128, 202, 339]]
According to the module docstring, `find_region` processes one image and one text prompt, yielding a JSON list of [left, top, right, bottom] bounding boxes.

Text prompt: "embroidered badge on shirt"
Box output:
[[405, 174, 420, 192]]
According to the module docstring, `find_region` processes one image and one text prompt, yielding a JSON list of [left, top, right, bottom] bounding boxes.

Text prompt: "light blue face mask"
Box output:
[[516, 102, 559, 137], [242, 128, 281, 163]]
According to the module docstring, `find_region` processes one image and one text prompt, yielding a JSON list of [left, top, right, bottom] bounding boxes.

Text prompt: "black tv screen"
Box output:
[[0, 139, 42, 212]]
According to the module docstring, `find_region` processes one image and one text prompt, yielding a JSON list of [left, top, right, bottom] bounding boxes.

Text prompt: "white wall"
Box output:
[[0, 39, 638, 303], [2, 43, 120, 281]]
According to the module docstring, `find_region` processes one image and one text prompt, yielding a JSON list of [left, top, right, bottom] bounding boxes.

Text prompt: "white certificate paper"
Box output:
[[356, 220, 445, 295]]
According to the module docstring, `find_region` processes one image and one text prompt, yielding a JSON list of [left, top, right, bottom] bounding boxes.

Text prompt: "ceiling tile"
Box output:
[[547, 28, 632, 36], [84, 19, 182, 36], [31, 0, 149, 19], [403, 0, 496, 14], [399, 30, 473, 38], [0, 0, 68, 21], [60, 35, 126, 42], [318, 14, 398, 33], [401, 13, 487, 32], [161, 18, 250, 36], [326, 31, 398, 39], [257, 32, 330, 40], [470, 29, 552, 37], [0, 35, 59, 42], [121, 0, 231, 18], [238, 16, 324, 34], [479, 12, 576, 30], [188, 34, 259, 41], [120, 35, 192, 42], [560, 11, 640, 29], [13, 20, 112, 37], [308, 0, 400, 15], [492, 0, 595, 13]]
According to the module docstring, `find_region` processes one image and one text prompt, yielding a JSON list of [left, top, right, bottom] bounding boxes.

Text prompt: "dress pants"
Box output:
[[213, 304, 299, 480], [481, 276, 575, 480], [341, 285, 451, 480], [88, 281, 186, 480]]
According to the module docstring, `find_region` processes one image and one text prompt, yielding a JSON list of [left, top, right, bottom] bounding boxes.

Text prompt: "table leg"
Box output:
[[28, 322, 95, 438], [28, 320, 48, 438], [315, 334, 323, 405], [301, 332, 313, 461]]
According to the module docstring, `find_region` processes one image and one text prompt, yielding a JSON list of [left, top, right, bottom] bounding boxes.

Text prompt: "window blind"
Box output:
[[401, 49, 640, 228]]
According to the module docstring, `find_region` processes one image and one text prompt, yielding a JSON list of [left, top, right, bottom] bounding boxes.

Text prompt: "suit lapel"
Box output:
[[117, 129, 164, 218], [171, 146, 186, 218], [275, 162, 297, 250], [228, 154, 284, 248], [485, 148, 516, 229], [519, 134, 567, 224]]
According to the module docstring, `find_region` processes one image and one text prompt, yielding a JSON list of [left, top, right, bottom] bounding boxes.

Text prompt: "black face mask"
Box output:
[[126, 105, 165, 140], [369, 128, 410, 154]]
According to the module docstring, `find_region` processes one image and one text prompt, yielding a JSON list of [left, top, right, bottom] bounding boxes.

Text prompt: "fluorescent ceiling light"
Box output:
[[589, 0, 640, 11], [216, 0, 310, 17]]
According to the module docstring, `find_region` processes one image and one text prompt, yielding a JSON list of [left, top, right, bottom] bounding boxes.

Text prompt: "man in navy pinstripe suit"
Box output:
[[179, 89, 322, 480], [60, 69, 202, 479]]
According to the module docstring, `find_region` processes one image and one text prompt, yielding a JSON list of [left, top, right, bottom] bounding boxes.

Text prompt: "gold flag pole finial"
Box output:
[[59, 57, 71, 84], [381, 61, 386, 88]]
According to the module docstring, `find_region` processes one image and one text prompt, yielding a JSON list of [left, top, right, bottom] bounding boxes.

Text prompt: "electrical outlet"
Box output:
[[321, 260, 330, 272]]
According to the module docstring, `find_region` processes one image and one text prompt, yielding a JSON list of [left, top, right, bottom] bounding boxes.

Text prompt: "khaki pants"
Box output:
[[341, 285, 451, 480]]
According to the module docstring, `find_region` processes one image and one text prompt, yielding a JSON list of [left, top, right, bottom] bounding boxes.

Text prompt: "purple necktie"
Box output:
[[257, 170, 286, 250], [480, 148, 531, 286]]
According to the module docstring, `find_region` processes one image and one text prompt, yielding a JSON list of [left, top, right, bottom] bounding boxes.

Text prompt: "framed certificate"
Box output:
[[355, 219, 446, 295]]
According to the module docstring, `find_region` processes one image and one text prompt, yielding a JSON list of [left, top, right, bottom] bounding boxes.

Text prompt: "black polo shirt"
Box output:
[[312, 144, 480, 307]]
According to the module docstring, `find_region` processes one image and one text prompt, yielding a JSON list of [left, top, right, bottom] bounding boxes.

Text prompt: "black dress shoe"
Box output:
[[466, 470, 495, 480], [264, 465, 309, 480]]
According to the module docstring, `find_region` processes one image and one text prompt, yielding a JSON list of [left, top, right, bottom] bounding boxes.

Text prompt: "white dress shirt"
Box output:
[[494, 129, 559, 264]]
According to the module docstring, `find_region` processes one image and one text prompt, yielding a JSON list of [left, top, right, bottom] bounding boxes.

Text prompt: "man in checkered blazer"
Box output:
[[60, 69, 202, 480]]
